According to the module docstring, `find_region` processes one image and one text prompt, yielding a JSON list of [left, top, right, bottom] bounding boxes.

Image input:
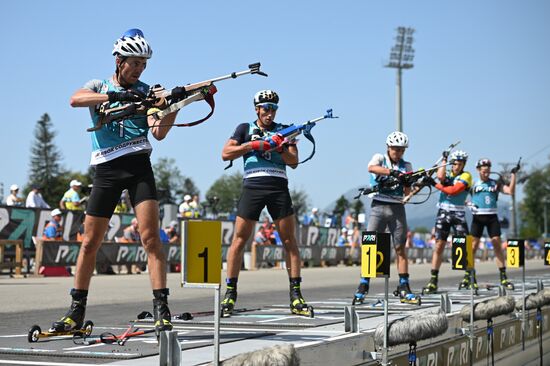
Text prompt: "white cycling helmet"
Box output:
[[386, 131, 409, 148], [112, 28, 153, 59], [254, 90, 279, 106], [449, 150, 468, 162]]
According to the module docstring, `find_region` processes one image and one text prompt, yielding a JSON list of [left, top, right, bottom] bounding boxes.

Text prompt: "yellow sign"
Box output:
[[507, 247, 520, 268], [452, 235, 474, 270], [361, 244, 377, 278], [545, 242, 550, 266], [506, 239, 524, 268], [182, 220, 222, 285]]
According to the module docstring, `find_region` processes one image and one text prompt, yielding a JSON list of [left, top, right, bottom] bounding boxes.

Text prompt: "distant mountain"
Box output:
[[324, 186, 513, 231]]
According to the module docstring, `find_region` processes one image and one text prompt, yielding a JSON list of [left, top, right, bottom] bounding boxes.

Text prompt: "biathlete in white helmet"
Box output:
[[50, 29, 183, 337], [352, 131, 421, 305]]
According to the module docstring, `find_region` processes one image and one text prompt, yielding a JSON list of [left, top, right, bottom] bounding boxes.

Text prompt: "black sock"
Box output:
[[430, 269, 439, 277], [70, 289, 88, 301], [226, 277, 238, 289], [289, 277, 302, 288], [153, 288, 170, 301]]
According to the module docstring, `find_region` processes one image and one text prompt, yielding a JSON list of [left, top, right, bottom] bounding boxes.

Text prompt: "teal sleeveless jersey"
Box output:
[[242, 121, 287, 180], [471, 178, 499, 214], [437, 171, 473, 210], [83, 78, 151, 165], [368, 153, 412, 203]]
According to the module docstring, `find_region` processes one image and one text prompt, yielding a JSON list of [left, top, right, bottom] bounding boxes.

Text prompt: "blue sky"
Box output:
[[1, 0, 549, 209]]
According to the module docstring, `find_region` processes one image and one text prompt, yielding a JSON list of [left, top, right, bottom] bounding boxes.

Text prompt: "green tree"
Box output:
[[153, 157, 198, 204], [351, 199, 364, 216], [332, 195, 350, 227], [205, 172, 243, 214], [27, 113, 65, 205], [519, 163, 550, 237], [290, 188, 310, 221]]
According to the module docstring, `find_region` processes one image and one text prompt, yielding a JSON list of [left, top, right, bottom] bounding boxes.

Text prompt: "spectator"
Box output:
[[254, 219, 275, 245], [189, 194, 202, 218], [6, 184, 24, 206], [114, 189, 131, 213], [26, 185, 50, 208], [43, 209, 63, 240], [337, 227, 348, 246], [178, 195, 193, 218], [60, 180, 85, 211], [123, 218, 140, 242], [165, 221, 180, 244], [159, 228, 169, 243], [303, 207, 320, 226]]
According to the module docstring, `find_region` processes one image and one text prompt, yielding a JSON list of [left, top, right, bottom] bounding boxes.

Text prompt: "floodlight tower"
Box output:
[[385, 27, 415, 132]]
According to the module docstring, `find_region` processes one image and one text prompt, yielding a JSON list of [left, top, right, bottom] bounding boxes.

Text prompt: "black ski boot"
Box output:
[[500, 269, 515, 290], [289, 278, 314, 317], [458, 271, 478, 295], [50, 289, 87, 332], [394, 281, 421, 305], [153, 289, 172, 337], [352, 279, 369, 305], [221, 283, 237, 317], [422, 276, 438, 295]]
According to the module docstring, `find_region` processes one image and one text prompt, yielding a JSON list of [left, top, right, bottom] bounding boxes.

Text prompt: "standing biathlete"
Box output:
[[50, 29, 183, 336], [422, 150, 474, 294], [353, 131, 421, 305], [221, 90, 313, 317], [469, 158, 517, 289]]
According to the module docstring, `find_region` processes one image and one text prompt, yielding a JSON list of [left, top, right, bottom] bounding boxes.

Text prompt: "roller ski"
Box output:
[[152, 289, 173, 337], [289, 281, 314, 318], [422, 276, 439, 295], [30, 291, 93, 342], [221, 285, 237, 318], [458, 272, 479, 295], [352, 280, 369, 305], [393, 282, 422, 305]]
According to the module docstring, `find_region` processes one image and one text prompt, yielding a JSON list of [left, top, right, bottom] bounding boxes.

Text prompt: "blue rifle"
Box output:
[[225, 109, 338, 169]]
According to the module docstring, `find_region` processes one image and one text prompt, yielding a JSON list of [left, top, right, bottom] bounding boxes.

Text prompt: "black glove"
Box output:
[[389, 169, 401, 179], [107, 90, 143, 103], [170, 86, 188, 101], [420, 175, 436, 186], [511, 164, 520, 174], [442, 150, 449, 160]]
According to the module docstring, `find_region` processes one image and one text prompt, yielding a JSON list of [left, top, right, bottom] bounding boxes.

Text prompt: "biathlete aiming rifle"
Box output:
[[88, 62, 268, 132], [354, 164, 448, 204], [225, 109, 339, 169], [401, 140, 461, 203]]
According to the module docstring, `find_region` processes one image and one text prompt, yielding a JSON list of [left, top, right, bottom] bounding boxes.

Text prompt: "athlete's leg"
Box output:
[[73, 215, 111, 290], [226, 216, 256, 279], [134, 199, 165, 289], [275, 214, 300, 278]]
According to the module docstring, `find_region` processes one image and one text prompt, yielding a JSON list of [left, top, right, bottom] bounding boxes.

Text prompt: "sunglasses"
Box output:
[[257, 103, 278, 111]]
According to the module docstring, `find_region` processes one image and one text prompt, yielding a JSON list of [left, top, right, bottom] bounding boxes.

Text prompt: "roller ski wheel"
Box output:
[[352, 282, 369, 305], [28, 320, 94, 343]]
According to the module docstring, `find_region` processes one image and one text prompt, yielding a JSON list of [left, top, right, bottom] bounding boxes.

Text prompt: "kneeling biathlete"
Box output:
[[353, 132, 421, 305], [221, 90, 313, 317]]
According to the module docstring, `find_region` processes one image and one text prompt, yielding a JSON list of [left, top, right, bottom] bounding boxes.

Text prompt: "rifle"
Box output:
[[225, 109, 339, 169], [354, 164, 449, 202], [401, 141, 461, 203], [88, 62, 267, 132]]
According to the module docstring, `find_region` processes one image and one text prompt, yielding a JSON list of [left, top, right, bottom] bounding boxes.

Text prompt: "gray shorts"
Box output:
[[367, 200, 408, 248]]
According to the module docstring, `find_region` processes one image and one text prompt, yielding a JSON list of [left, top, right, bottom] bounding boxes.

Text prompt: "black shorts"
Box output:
[[471, 214, 501, 238], [86, 153, 157, 218], [434, 208, 469, 241], [237, 186, 294, 221]]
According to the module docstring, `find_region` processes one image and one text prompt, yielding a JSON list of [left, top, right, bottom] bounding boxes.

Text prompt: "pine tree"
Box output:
[[28, 113, 65, 206]]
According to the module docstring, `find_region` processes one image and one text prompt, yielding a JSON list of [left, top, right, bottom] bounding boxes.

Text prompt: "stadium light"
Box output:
[[385, 27, 415, 132]]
